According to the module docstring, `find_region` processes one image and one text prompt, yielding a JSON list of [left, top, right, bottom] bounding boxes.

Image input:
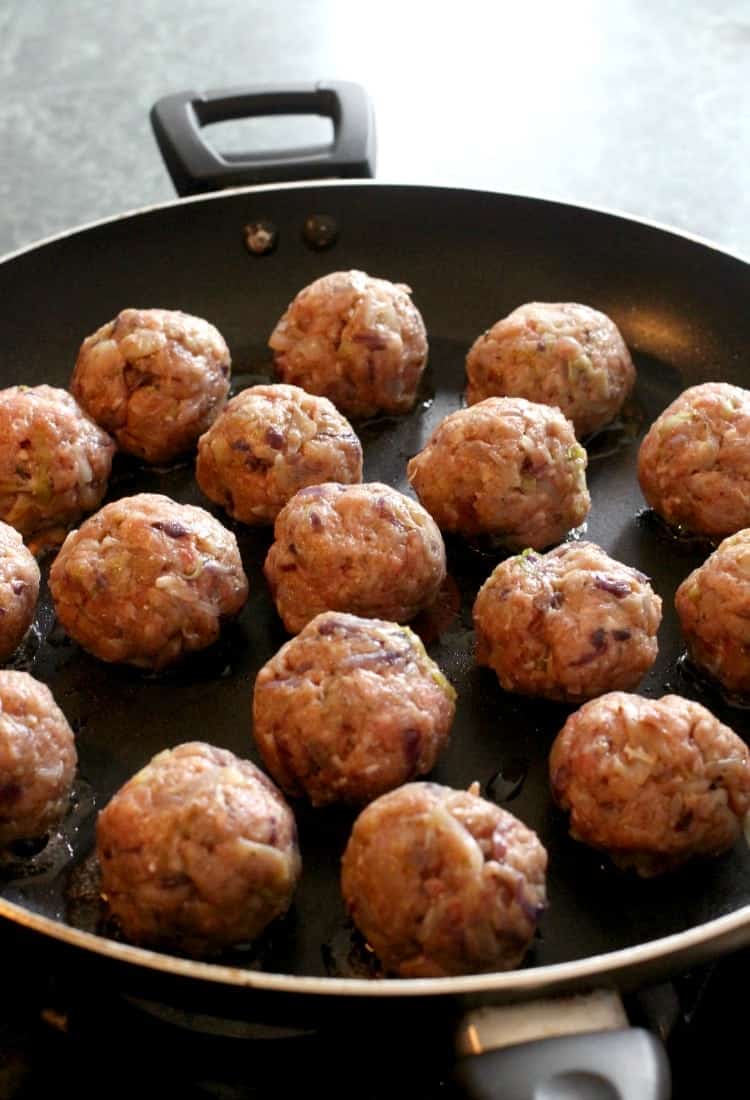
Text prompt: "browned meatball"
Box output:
[[473, 542, 662, 703], [638, 382, 750, 538], [550, 692, 750, 876], [0, 522, 40, 661], [196, 383, 363, 525], [96, 742, 301, 957], [71, 308, 231, 463], [340, 781, 547, 977], [268, 270, 428, 418], [0, 671, 77, 847], [0, 385, 115, 544], [252, 612, 456, 806], [407, 397, 590, 550], [264, 482, 446, 634], [675, 529, 750, 694], [49, 493, 248, 669], [465, 302, 635, 438]]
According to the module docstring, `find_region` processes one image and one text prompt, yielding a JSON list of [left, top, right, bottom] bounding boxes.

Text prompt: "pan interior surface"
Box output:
[[2, 182, 750, 993]]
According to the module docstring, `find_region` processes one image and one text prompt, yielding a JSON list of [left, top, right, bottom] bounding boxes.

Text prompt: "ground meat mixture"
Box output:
[[0, 523, 40, 662], [0, 671, 77, 847], [196, 383, 363, 525], [465, 301, 635, 438], [550, 692, 750, 876], [0, 385, 115, 544], [96, 742, 301, 957], [71, 308, 231, 463], [268, 270, 428, 418], [49, 493, 248, 670], [638, 382, 750, 538], [473, 542, 662, 702], [340, 781, 547, 977], [675, 529, 750, 694], [407, 397, 590, 550], [264, 482, 446, 634], [252, 612, 456, 806]]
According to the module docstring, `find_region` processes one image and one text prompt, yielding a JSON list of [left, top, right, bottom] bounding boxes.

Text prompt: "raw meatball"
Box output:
[[340, 781, 547, 977], [0, 523, 40, 662], [550, 692, 750, 876], [465, 301, 635, 438], [0, 385, 115, 543], [49, 493, 248, 669], [675, 528, 750, 694], [473, 542, 662, 702], [253, 612, 456, 806], [196, 383, 363, 525], [263, 482, 446, 634], [638, 382, 750, 538], [0, 671, 77, 847], [96, 741, 301, 957], [71, 308, 231, 463], [407, 397, 590, 550], [268, 269, 428, 418]]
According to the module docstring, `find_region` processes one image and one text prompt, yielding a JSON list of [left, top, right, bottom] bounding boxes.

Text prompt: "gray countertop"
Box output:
[[1, 0, 749, 259]]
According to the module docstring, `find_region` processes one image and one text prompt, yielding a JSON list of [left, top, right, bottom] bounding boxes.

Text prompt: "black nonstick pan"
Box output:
[[2, 83, 750, 1097]]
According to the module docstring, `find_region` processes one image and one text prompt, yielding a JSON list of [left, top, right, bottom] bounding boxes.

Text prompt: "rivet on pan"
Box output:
[[302, 214, 339, 251], [243, 220, 279, 255]]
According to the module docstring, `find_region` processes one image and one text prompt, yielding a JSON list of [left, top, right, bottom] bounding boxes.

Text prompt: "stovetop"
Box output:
[[2, 917, 457, 1100], [1, 915, 746, 1100]]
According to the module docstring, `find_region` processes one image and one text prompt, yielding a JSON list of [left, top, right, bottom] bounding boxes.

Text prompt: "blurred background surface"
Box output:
[[1, 0, 748, 256]]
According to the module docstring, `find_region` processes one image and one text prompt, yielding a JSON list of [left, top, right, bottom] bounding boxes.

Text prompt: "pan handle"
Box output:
[[149, 81, 376, 196], [453, 1028, 670, 1099], [452, 992, 671, 1099]]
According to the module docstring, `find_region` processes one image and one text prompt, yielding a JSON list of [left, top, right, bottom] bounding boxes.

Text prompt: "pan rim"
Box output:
[[3, 177, 750, 998], [2, 178, 749, 272], [3, 892, 750, 996]]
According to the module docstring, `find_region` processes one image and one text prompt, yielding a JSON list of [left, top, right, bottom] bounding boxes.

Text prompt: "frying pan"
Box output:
[[2, 81, 750, 1096]]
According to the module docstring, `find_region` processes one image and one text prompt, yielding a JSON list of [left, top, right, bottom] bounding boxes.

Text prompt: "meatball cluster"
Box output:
[[72, 308, 231, 463], [269, 270, 428, 418], [264, 482, 446, 634], [675, 529, 750, 694], [253, 612, 456, 806], [465, 301, 635, 438], [0, 385, 115, 543], [96, 742, 301, 957], [196, 383, 363, 525], [341, 781, 548, 977], [0, 522, 40, 661], [0, 671, 77, 848], [407, 397, 590, 549], [638, 382, 750, 538], [19, 259, 750, 979], [473, 542, 661, 702], [49, 493, 248, 669], [550, 692, 750, 876]]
